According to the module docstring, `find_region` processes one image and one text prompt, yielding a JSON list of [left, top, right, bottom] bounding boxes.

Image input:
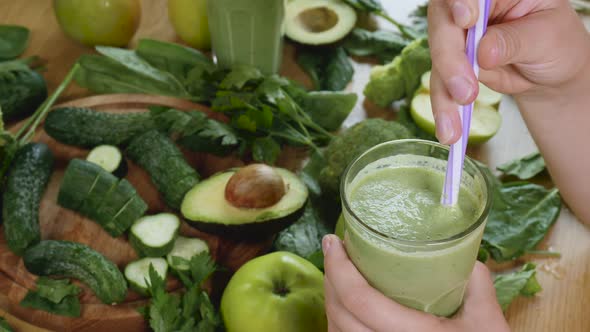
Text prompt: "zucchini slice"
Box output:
[[166, 236, 209, 271], [86, 145, 128, 177], [124, 257, 168, 295], [130, 213, 180, 257]]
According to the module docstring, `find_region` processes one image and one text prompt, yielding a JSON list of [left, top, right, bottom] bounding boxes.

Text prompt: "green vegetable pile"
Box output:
[[72, 39, 357, 164]]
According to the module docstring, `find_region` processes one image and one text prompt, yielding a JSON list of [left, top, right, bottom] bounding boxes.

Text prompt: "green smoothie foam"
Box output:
[[343, 154, 487, 317]]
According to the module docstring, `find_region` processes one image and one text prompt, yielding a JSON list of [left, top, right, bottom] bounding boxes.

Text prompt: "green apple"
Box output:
[[168, 0, 211, 50], [221, 251, 327, 332], [53, 0, 140, 47]]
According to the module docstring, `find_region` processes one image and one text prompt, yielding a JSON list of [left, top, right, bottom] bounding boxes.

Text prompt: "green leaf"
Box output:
[[135, 39, 212, 82], [306, 250, 325, 271], [343, 28, 408, 64], [297, 47, 354, 91], [187, 253, 217, 287], [34, 277, 81, 304], [483, 183, 561, 262], [0, 317, 14, 332], [0, 25, 30, 60], [252, 136, 281, 164], [220, 65, 263, 90], [20, 292, 81, 317], [300, 151, 328, 197], [497, 152, 546, 180], [494, 263, 542, 311]]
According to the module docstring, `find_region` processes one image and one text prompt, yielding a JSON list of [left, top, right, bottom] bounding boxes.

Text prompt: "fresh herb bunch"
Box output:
[[144, 252, 222, 332]]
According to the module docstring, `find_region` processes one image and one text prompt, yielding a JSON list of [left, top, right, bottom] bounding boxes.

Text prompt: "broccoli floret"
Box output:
[[319, 118, 413, 196], [364, 38, 432, 108]]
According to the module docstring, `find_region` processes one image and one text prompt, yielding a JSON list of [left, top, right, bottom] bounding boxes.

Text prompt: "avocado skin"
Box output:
[[185, 204, 306, 239]]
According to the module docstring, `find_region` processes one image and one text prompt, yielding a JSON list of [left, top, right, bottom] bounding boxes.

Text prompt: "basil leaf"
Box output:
[[483, 183, 561, 262], [343, 28, 408, 64], [297, 47, 354, 91], [497, 152, 546, 180], [494, 263, 542, 311], [0, 25, 29, 61]]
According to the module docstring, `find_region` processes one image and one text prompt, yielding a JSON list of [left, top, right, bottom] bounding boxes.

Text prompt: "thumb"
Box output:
[[478, 9, 562, 70]]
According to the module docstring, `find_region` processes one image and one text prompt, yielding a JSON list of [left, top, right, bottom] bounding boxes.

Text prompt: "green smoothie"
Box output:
[[207, 0, 285, 74], [342, 151, 488, 317]]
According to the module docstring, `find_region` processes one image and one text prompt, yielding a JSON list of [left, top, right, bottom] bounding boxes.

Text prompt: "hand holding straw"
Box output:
[[442, 0, 491, 206]]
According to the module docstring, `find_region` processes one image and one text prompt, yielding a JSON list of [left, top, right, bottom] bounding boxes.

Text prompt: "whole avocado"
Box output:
[[319, 118, 412, 197]]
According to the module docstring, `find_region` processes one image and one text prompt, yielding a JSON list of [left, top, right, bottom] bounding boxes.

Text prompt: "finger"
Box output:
[[324, 278, 372, 332], [322, 235, 443, 331], [456, 262, 511, 331], [431, 68, 462, 144], [446, 0, 479, 28], [479, 67, 534, 95], [429, 0, 479, 105], [327, 317, 341, 332]]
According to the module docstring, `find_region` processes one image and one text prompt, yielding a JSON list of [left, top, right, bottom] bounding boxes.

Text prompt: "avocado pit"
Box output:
[[297, 7, 339, 33], [225, 164, 286, 209]]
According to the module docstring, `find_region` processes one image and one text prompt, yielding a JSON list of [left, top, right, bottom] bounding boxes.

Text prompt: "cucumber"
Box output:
[[166, 236, 209, 271], [124, 257, 168, 295], [58, 159, 147, 237], [129, 213, 180, 257], [0, 69, 47, 121], [86, 145, 128, 177], [127, 130, 199, 209], [44, 107, 156, 148], [2, 143, 54, 255], [23, 240, 128, 304]]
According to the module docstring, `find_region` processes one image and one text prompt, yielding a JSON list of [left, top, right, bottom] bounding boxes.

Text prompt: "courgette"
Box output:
[[23, 240, 128, 304], [86, 145, 128, 177], [0, 69, 47, 121], [2, 143, 54, 255], [127, 130, 199, 209], [167, 236, 209, 271], [129, 213, 180, 257], [58, 159, 147, 237], [44, 107, 156, 148], [124, 257, 168, 295]]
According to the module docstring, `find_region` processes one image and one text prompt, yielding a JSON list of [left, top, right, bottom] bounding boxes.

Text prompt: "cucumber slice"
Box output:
[[94, 179, 138, 233], [166, 236, 209, 271], [57, 159, 102, 211], [410, 93, 502, 145], [476, 82, 503, 107], [106, 195, 148, 237], [86, 145, 128, 177], [130, 213, 180, 257], [79, 171, 118, 220], [124, 257, 168, 295]]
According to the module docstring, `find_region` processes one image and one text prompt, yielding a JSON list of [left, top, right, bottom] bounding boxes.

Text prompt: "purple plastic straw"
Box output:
[[442, 0, 491, 206]]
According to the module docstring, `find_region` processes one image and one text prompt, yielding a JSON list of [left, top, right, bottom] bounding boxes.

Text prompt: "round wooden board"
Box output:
[[1, 94, 281, 332]]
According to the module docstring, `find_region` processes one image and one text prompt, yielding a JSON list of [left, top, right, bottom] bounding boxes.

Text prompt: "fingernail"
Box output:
[[451, 1, 471, 28], [447, 76, 474, 104], [436, 114, 456, 144], [322, 235, 332, 255]]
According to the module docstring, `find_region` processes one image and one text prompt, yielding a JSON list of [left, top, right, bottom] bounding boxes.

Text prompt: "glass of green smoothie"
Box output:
[[207, 0, 285, 75], [341, 139, 491, 317]]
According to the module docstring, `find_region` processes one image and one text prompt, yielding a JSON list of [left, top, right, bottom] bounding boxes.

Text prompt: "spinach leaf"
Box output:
[[135, 39, 212, 82], [497, 152, 546, 180], [494, 263, 542, 311], [483, 183, 561, 262], [297, 47, 354, 91], [296, 91, 357, 132], [343, 28, 408, 64], [0, 317, 13, 332], [0, 25, 29, 60], [20, 277, 81, 317]]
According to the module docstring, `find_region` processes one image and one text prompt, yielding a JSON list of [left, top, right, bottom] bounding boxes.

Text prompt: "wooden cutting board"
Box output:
[[1, 94, 281, 332]]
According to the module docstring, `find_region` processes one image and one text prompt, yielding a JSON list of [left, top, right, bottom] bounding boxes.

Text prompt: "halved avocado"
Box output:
[[181, 168, 308, 238], [286, 0, 357, 45]]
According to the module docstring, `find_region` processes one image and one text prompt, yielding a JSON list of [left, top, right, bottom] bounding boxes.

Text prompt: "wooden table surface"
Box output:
[[1, 1, 589, 331]]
